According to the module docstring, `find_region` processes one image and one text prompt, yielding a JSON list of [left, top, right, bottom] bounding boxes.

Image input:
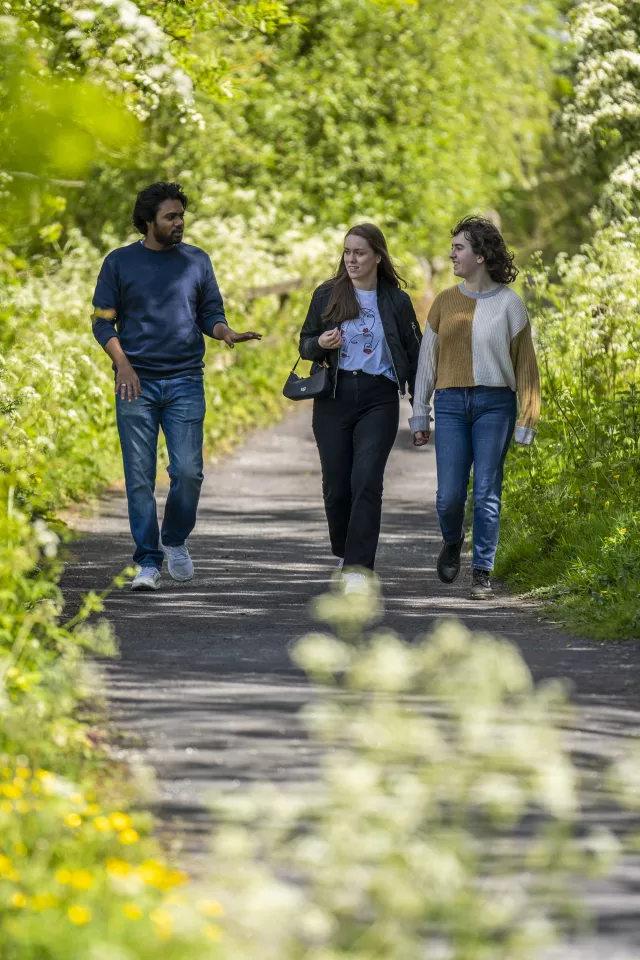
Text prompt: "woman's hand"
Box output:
[[413, 430, 430, 447], [318, 327, 342, 350]]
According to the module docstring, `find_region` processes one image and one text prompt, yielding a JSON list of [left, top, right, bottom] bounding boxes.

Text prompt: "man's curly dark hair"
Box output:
[[451, 216, 518, 284], [132, 182, 188, 235]]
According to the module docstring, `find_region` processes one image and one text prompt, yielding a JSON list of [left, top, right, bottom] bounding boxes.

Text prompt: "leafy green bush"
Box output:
[[497, 218, 640, 638]]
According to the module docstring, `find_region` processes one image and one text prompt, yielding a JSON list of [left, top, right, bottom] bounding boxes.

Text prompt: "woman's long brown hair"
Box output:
[[322, 223, 407, 326]]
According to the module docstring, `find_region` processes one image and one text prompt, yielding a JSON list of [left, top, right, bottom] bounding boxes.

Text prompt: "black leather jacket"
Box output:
[[298, 279, 422, 403]]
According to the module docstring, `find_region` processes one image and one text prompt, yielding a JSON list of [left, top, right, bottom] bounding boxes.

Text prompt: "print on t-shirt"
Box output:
[[341, 306, 381, 359]]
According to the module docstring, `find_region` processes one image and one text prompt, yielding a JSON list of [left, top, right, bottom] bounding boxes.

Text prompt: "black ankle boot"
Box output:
[[437, 536, 464, 584], [471, 568, 494, 599]]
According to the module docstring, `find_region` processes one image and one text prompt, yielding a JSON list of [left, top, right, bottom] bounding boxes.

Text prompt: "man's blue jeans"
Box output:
[[434, 387, 516, 571], [115, 377, 205, 570]]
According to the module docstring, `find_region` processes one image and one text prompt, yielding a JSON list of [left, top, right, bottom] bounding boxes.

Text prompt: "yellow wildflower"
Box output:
[[3, 785, 23, 799], [139, 860, 165, 886], [150, 908, 174, 941], [68, 904, 92, 925], [85, 804, 101, 816], [70, 792, 84, 805], [55, 868, 72, 885], [105, 858, 132, 878], [35, 770, 53, 783], [0, 854, 13, 875], [13, 842, 27, 857], [119, 829, 139, 846], [15, 767, 30, 779], [16, 800, 29, 815], [65, 813, 82, 829], [71, 869, 94, 890], [619, 527, 627, 534], [197, 899, 224, 918], [1, 767, 11, 778], [614, 474, 620, 479], [109, 812, 132, 832], [93, 816, 111, 833], [31, 893, 58, 911], [9, 892, 27, 909], [123, 903, 143, 920], [205, 923, 223, 942], [0, 800, 11, 813]]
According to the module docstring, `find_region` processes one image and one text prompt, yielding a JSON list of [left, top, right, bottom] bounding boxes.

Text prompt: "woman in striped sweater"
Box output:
[[410, 216, 540, 599]]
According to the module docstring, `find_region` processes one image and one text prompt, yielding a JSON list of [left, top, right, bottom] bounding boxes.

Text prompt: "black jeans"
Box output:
[[312, 371, 399, 570]]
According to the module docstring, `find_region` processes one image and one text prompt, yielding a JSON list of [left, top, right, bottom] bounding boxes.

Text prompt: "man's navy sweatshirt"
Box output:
[[92, 240, 227, 379]]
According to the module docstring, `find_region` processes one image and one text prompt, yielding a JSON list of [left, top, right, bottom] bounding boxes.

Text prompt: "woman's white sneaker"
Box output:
[[162, 541, 194, 581], [131, 566, 161, 591], [343, 571, 368, 595]]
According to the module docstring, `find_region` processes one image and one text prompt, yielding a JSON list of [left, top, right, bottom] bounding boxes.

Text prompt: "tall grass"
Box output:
[[497, 218, 640, 638]]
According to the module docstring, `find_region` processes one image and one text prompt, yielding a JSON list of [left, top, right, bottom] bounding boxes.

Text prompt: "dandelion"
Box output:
[[150, 907, 174, 941], [55, 868, 72, 885], [110, 812, 132, 831], [119, 829, 140, 846], [15, 767, 30, 779], [13, 842, 27, 856], [619, 527, 627, 534], [32, 893, 58, 911], [68, 904, 92, 925], [614, 474, 620, 478], [71, 869, 94, 890], [70, 792, 84, 805], [138, 860, 165, 886], [85, 803, 100, 816], [197, 898, 224, 918], [106, 858, 132, 877], [3, 784, 23, 799], [93, 815, 111, 832], [205, 923, 223, 941], [65, 813, 82, 828], [9, 892, 27, 908], [123, 902, 143, 920]]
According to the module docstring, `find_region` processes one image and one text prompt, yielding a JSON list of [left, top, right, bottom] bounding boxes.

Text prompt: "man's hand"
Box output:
[[413, 430, 431, 447], [318, 328, 342, 350], [115, 360, 142, 402], [214, 322, 262, 349]]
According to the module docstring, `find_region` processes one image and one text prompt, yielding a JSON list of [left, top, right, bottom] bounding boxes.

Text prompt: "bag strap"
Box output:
[[290, 356, 329, 372]]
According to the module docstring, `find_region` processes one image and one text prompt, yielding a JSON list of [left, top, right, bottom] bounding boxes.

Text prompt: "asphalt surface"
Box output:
[[61, 402, 640, 958]]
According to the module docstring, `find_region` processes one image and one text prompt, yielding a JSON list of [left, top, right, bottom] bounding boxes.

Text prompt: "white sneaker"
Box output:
[[131, 566, 161, 592], [337, 558, 345, 569], [343, 572, 368, 595], [162, 541, 194, 581]]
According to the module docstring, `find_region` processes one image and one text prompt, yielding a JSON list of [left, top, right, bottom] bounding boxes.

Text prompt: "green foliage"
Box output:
[[213, 0, 562, 255], [560, 0, 640, 216], [497, 218, 640, 638]]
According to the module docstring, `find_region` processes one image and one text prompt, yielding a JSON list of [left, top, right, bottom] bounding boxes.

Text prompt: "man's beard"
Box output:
[[152, 225, 181, 246]]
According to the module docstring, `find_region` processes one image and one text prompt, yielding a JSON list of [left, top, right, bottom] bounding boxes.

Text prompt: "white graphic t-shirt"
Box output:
[[338, 287, 396, 381]]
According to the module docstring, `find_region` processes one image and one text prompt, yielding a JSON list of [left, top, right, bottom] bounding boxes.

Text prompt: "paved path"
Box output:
[[62, 404, 640, 958]]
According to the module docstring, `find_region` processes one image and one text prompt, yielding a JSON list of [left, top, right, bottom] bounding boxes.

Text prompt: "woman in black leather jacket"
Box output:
[[299, 223, 421, 588]]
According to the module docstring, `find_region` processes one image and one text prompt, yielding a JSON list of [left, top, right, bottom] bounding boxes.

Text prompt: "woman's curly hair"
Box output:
[[451, 216, 518, 284]]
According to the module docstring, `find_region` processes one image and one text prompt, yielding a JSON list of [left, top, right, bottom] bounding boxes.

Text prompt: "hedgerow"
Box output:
[[497, 218, 640, 639]]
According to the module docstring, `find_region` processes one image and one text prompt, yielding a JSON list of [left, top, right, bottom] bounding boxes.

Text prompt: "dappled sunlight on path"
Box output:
[[62, 405, 640, 959]]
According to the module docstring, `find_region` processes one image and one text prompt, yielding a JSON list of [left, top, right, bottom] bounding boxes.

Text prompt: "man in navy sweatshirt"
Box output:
[[92, 181, 261, 592]]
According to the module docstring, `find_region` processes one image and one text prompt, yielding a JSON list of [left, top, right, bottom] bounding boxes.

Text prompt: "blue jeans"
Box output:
[[115, 377, 205, 570], [434, 387, 516, 571]]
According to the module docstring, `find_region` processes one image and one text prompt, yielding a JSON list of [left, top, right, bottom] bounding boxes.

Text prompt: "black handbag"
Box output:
[[283, 357, 333, 401]]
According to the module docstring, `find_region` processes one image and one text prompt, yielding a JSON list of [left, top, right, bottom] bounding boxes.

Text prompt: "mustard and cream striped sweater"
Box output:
[[408, 283, 541, 445]]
